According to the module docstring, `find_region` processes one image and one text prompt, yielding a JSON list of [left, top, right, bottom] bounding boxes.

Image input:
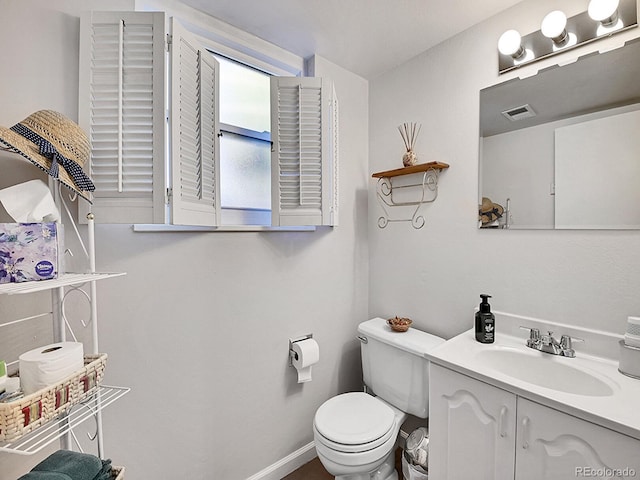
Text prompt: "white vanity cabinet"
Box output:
[[430, 364, 640, 480], [516, 398, 640, 480], [429, 363, 516, 480]]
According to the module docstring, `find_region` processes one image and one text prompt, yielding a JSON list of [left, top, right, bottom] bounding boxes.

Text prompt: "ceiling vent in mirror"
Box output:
[[501, 104, 537, 121]]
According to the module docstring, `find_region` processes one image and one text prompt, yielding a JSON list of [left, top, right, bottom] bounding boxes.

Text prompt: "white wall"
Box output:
[[0, 1, 369, 479], [369, 0, 640, 341]]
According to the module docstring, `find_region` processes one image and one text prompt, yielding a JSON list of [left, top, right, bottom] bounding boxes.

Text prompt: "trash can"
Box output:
[[402, 451, 428, 480], [402, 427, 429, 480]]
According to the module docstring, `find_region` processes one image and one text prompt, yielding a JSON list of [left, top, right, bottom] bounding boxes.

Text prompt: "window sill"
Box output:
[[132, 224, 316, 233]]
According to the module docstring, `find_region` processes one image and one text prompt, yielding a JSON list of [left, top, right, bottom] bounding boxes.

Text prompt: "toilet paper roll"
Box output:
[[19, 342, 84, 395], [292, 338, 319, 383]]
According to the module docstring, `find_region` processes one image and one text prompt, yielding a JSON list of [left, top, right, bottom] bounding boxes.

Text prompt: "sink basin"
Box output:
[[475, 348, 616, 397]]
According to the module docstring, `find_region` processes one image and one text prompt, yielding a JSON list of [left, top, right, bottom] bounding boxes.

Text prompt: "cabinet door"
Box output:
[[429, 364, 517, 480], [516, 398, 640, 480]]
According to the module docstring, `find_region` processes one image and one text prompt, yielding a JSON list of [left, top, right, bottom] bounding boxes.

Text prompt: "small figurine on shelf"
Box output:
[[398, 122, 421, 167]]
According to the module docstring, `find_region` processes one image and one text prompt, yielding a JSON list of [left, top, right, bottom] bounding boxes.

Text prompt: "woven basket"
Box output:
[[387, 316, 412, 332], [111, 466, 125, 479], [0, 353, 107, 442]]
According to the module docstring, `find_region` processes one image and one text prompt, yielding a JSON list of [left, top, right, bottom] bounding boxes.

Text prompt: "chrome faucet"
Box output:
[[520, 327, 583, 358]]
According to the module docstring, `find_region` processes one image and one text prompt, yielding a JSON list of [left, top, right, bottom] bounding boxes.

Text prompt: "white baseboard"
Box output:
[[246, 432, 410, 479], [245, 441, 317, 480]]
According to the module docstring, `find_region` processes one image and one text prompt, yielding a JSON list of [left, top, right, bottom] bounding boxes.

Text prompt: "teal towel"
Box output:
[[31, 450, 104, 480], [91, 459, 113, 480], [17, 472, 72, 480]]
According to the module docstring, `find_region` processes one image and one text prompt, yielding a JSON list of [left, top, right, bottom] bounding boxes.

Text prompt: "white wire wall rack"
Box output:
[[0, 179, 127, 458], [0, 273, 125, 296], [372, 161, 449, 229], [0, 385, 130, 455]]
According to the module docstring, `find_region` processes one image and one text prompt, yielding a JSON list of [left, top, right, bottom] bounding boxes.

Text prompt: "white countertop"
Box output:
[[426, 312, 640, 441]]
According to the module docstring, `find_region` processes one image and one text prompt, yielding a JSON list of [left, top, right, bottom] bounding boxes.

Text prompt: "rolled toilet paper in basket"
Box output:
[[292, 338, 319, 383], [19, 342, 84, 395]]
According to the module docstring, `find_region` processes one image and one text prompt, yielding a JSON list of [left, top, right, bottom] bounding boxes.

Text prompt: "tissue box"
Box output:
[[0, 223, 62, 283]]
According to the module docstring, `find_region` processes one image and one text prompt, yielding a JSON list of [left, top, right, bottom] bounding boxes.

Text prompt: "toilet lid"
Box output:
[[314, 392, 395, 445]]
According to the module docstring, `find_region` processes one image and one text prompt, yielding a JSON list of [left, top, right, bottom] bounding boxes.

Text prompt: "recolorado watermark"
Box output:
[[576, 467, 636, 477]]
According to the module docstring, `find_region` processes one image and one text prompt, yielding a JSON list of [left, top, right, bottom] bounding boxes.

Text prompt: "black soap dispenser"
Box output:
[[475, 294, 495, 343]]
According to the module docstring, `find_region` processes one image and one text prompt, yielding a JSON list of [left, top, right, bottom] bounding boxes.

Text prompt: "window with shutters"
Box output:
[[78, 11, 338, 229]]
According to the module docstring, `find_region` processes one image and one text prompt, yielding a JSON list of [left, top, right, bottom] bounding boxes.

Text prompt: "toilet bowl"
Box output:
[[312, 318, 445, 480], [313, 392, 406, 480]]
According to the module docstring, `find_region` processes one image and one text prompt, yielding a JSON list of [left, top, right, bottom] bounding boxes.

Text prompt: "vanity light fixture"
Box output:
[[498, 0, 637, 74]]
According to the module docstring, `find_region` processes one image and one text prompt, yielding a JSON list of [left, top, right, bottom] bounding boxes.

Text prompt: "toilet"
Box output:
[[313, 317, 445, 480]]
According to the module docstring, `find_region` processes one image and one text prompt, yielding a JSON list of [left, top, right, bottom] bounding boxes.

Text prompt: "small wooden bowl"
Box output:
[[387, 316, 412, 332]]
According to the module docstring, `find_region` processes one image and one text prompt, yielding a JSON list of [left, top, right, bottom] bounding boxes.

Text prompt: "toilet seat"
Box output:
[[314, 392, 397, 453]]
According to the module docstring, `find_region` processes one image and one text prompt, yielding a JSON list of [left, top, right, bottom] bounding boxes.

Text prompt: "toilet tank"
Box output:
[[358, 318, 445, 418]]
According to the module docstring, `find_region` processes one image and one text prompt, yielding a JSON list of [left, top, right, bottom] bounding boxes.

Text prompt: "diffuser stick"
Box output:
[[398, 126, 409, 150]]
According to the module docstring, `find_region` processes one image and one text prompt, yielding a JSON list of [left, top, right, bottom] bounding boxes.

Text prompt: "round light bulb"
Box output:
[[498, 29, 523, 57], [588, 0, 619, 22], [597, 17, 623, 35], [541, 10, 568, 40]]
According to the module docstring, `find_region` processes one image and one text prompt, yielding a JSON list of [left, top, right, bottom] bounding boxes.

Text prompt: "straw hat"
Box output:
[[0, 110, 94, 201], [479, 197, 504, 225]]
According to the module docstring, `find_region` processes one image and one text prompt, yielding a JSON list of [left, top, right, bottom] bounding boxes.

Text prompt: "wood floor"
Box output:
[[282, 448, 403, 480]]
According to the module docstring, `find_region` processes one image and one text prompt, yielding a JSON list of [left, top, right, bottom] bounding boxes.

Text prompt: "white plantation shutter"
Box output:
[[170, 19, 220, 226], [78, 11, 166, 223], [271, 77, 338, 226]]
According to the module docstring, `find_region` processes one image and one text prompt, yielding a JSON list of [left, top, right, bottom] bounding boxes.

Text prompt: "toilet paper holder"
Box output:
[[289, 334, 313, 366]]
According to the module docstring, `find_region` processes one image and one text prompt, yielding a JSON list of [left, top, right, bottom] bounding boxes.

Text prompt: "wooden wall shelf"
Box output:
[[371, 161, 450, 179]]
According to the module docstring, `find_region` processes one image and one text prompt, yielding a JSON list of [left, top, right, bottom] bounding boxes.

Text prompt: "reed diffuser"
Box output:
[[398, 122, 422, 167]]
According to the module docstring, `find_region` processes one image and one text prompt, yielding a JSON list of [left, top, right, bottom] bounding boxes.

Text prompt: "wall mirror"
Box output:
[[479, 37, 640, 229]]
